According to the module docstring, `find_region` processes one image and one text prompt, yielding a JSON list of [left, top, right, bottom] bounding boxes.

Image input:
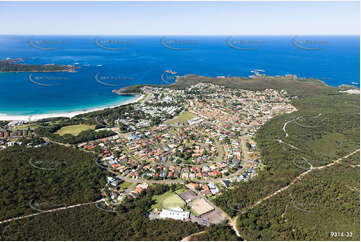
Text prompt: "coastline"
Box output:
[[0, 94, 144, 122], [0, 72, 358, 122]]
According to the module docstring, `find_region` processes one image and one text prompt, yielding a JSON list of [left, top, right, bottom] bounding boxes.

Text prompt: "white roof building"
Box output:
[[159, 207, 190, 221]]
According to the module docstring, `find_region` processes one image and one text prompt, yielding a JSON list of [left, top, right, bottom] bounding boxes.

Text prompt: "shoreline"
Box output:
[[0, 73, 358, 122], [0, 94, 144, 122]]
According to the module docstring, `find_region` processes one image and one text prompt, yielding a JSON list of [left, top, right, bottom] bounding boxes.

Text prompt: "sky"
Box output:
[[0, 1, 359, 35]]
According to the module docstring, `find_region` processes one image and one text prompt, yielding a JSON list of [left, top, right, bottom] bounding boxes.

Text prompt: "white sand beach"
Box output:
[[0, 94, 144, 122], [340, 89, 360, 95]]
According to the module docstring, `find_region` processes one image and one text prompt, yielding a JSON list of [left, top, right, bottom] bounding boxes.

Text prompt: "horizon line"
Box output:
[[0, 34, 359, 36]]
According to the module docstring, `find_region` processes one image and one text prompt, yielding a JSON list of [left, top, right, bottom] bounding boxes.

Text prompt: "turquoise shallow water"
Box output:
[[0, 35, 359, 116]]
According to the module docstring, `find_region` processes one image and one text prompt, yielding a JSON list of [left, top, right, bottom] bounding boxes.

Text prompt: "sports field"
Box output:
[[161, 193, 186, 209], [151, 191, 186, 210], [166, 111, 196, 125], [55, 124, 95, 136], [189, 198, 214, 216]]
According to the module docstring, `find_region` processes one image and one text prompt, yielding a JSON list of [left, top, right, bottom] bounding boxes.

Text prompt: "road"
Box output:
[[189, 187, 243, 239], [0, 199, 104, 225], [249, 148, 358, 211], [107, 110, 253, 185], [189, 109, 252, 172], [229, 148, 360, 238], [282, 117, 300, 138], [229, 216, 243, 239], [277, 139, 300, 150], [42, 137, 72, 147], [282, 114, 321, 137], [108, 161, 253, 185], [181, 231, 206, 241], [240, 129, 250, 168]]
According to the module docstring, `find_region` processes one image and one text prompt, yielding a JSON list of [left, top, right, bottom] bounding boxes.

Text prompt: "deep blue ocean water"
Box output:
[[0, 35, 359, 116]]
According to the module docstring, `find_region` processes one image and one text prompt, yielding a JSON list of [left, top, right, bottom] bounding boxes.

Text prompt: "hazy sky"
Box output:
[[0, 1, 359, 35]]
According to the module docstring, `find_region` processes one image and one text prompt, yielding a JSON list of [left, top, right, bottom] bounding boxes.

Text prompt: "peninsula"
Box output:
[[0, 58, 78, 72]]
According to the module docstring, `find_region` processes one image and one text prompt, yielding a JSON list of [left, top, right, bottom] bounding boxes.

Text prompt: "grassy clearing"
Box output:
[[162, 193, 186, 209], [55, 124, 95, 136], [166, 111, 196, 125], [151, 191, 174, 210], [118, 181, 133, 191], [151, 191, 185, 210]]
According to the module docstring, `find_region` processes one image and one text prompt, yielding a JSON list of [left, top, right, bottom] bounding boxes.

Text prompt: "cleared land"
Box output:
[[118, 181, 132, 191], [166, 111, 196, 125], [151, 191, 174, 210], [189, 198, 214, 216], [161, 193, 186, 209], [55, 124, 95, 136], [151, 191, 185, 210]]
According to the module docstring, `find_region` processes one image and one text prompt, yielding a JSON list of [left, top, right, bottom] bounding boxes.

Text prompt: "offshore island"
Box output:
[[0, 58, 78, 72]]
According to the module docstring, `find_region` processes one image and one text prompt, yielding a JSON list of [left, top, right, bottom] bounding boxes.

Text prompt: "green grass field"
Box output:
[[166, 111, 196, 125], [151, 191, 186, 210], [162, 193, 186, 209], [151, 191, 173, 210], [55, 124, 95, 136], [118, 181, 133, 191]]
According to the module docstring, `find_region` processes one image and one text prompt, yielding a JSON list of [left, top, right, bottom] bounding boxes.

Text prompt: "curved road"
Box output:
[[229, 148, 360, 238]]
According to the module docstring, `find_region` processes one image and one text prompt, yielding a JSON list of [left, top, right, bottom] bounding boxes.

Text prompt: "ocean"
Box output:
[[0, 35, 359, 116]]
